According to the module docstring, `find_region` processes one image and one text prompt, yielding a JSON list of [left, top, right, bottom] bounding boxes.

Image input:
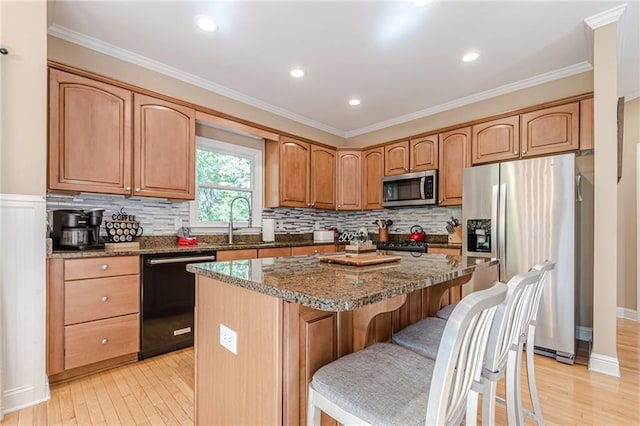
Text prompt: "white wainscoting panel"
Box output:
[[0, 194, 49, 413]]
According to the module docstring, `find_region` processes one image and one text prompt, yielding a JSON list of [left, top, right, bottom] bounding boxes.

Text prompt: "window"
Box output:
[[190, 136, 262, 230]]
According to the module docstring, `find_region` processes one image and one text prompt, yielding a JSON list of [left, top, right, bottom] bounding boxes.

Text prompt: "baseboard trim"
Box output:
[[616, 307, 638, 321], [588, 352, 621, 377], [576, 325, 593, 342]]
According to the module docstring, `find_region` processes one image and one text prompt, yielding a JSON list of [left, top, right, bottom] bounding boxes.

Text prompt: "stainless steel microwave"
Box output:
[[382, 170, 438, 207]]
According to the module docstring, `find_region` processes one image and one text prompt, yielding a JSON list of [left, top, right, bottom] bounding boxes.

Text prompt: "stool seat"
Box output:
[[435, 303, 456, 321], [312, 343, 434, 426], [391, 317, 446, 360]]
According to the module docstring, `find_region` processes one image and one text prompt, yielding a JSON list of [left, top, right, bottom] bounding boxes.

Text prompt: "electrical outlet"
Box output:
[[220, 324, 237, 355]]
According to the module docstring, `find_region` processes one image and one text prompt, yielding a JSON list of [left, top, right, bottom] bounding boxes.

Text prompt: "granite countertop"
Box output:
[[48, 239, 336, 259], [187, 253, 499, 312], [48, 234, 462, 259]]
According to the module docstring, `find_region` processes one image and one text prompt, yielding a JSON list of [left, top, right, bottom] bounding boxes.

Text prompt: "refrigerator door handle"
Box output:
[[498, 183, 507, 280], [575, 175, 583, 202]]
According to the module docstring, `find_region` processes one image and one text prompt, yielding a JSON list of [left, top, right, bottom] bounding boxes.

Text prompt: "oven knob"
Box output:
[[101, 338, 108, 345], [101, 264, 109, 270], [101, 296, 108, 303]]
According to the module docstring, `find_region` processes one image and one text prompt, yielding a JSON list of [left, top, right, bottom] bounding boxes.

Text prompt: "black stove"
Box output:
[[375, 241, 427, 252]]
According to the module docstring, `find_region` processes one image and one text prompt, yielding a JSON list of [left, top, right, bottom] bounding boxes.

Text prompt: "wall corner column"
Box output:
[[586, 6, 625, 377]]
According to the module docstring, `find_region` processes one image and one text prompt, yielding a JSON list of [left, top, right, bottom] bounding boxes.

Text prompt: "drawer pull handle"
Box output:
[[101, 264, 109, 270], [101, 296, 108, 303], [101, 338, 108, 345]]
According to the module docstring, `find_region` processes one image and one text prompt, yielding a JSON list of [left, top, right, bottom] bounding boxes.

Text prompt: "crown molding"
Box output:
[[584, 4, 627, 29], [48, 24, 601, 141], [48, 24, 346, 138], [345, 61, 593, 138]]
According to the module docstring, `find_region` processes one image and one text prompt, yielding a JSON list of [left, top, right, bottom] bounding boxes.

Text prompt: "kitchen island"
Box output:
[[187, 252, 498, 425]]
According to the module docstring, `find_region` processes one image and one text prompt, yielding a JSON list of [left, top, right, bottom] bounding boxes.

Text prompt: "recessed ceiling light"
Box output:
[[195, 15, 217, 32], [462, 51, 480, 62], [348, 99, 361, 106], [290, 68, 305, 78], [412, 0, 434, 6]]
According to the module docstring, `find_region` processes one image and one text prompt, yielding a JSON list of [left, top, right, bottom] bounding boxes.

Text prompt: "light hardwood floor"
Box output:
[[2, 319, 638, 425]]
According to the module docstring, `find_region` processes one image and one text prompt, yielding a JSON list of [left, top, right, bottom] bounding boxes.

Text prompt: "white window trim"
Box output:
[[190, 136, 263, 234]]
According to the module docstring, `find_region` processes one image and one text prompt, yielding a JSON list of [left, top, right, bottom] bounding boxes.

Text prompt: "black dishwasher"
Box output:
[[139, 250, 216, 359]]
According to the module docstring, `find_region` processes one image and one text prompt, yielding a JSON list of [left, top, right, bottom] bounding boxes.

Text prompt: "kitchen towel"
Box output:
[[262, 218, 275, 242]]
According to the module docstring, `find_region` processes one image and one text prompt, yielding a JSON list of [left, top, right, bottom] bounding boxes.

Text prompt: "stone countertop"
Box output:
[[48, 240, 337, 259], [187, 253, 499, 312]]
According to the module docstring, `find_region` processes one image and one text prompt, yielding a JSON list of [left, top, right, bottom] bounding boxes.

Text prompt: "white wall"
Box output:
[[0, 0, 49, 414]]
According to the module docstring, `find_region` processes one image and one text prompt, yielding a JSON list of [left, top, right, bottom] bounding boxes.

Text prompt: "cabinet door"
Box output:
[[439, 127, 471, 206], [133, 94, 195, 199], [310, 145, 336, 209], [520, 102, 579, 157], [410, 136, 438, 171], [280, 138, 311, 207], [362, 147, 384, 210], [384, 141, 410, 176], [471, 115, 520, 165], [283, 304, 338, 426], [337, 151, 361, 211], [49, 69, 132, 195]]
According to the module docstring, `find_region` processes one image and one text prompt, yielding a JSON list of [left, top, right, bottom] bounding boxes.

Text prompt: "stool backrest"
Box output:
[[528, 261, 556, 324], [425, 281, 508, 425], [483, 270, 542, 374]]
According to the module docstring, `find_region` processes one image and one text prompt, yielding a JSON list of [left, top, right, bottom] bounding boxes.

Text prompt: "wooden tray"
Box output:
[[319, 253, 401, 266]]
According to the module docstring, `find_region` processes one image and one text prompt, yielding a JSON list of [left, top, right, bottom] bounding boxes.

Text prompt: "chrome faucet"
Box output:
[[228, 196, 252, 244]]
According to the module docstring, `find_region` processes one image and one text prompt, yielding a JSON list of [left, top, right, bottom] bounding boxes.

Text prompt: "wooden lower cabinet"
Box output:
[[194, 274, 470, 424], [47, 256, 140, 382]]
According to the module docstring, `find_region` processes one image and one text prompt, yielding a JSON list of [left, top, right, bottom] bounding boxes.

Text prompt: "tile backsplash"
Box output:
[[46, 193, 190, 236], [46, 193, 461, 237]]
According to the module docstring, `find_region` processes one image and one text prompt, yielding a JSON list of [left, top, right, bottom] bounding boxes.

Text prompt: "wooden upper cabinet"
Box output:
[[471, 115, 520, 165], [310, 146, 336, 209], [279, 137, 311, 208], [579, 98, 594, 150], [48, 68, 132, 194], [337, 151, 361, 211], [410, 136, 438, 171], [133, 94, 195, 199], [520, 102, 579, 158], [362, 147, 384, 210], [439, 127, 471, 206], [384, 141, 410, 176]]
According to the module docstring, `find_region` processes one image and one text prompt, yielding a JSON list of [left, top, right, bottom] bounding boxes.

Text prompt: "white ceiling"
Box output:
[[48, 1, 639, 138]]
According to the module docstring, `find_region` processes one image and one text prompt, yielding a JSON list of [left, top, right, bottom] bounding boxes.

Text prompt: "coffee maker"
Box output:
[[52, 209, 105, 250]]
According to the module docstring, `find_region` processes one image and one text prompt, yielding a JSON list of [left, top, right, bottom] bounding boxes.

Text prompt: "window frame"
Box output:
[[189, 136, 263, 233]]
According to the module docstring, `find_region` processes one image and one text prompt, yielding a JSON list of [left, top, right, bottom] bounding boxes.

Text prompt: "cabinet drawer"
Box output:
[[216, 249, 258, 261], [65, 313, 139, 370], [291, 245, 336, 256], [427, 247, 461, 256], [64, 275, 140, 325], [64, 256, 139, 280], [258, 247, 291, 258]]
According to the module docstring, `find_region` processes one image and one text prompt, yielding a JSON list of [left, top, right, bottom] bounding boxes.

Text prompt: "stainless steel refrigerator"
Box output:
[[462, 152, 593, 364]]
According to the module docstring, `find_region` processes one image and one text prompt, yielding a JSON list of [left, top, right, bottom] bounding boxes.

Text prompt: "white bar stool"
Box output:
[[307, 282, 508, 426]]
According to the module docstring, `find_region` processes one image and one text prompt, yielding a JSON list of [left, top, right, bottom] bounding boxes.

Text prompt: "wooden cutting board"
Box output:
[[319, 253, 401, 266]]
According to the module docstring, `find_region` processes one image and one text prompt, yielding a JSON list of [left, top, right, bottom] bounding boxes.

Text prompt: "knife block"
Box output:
[[448, 226, 462, 244]]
